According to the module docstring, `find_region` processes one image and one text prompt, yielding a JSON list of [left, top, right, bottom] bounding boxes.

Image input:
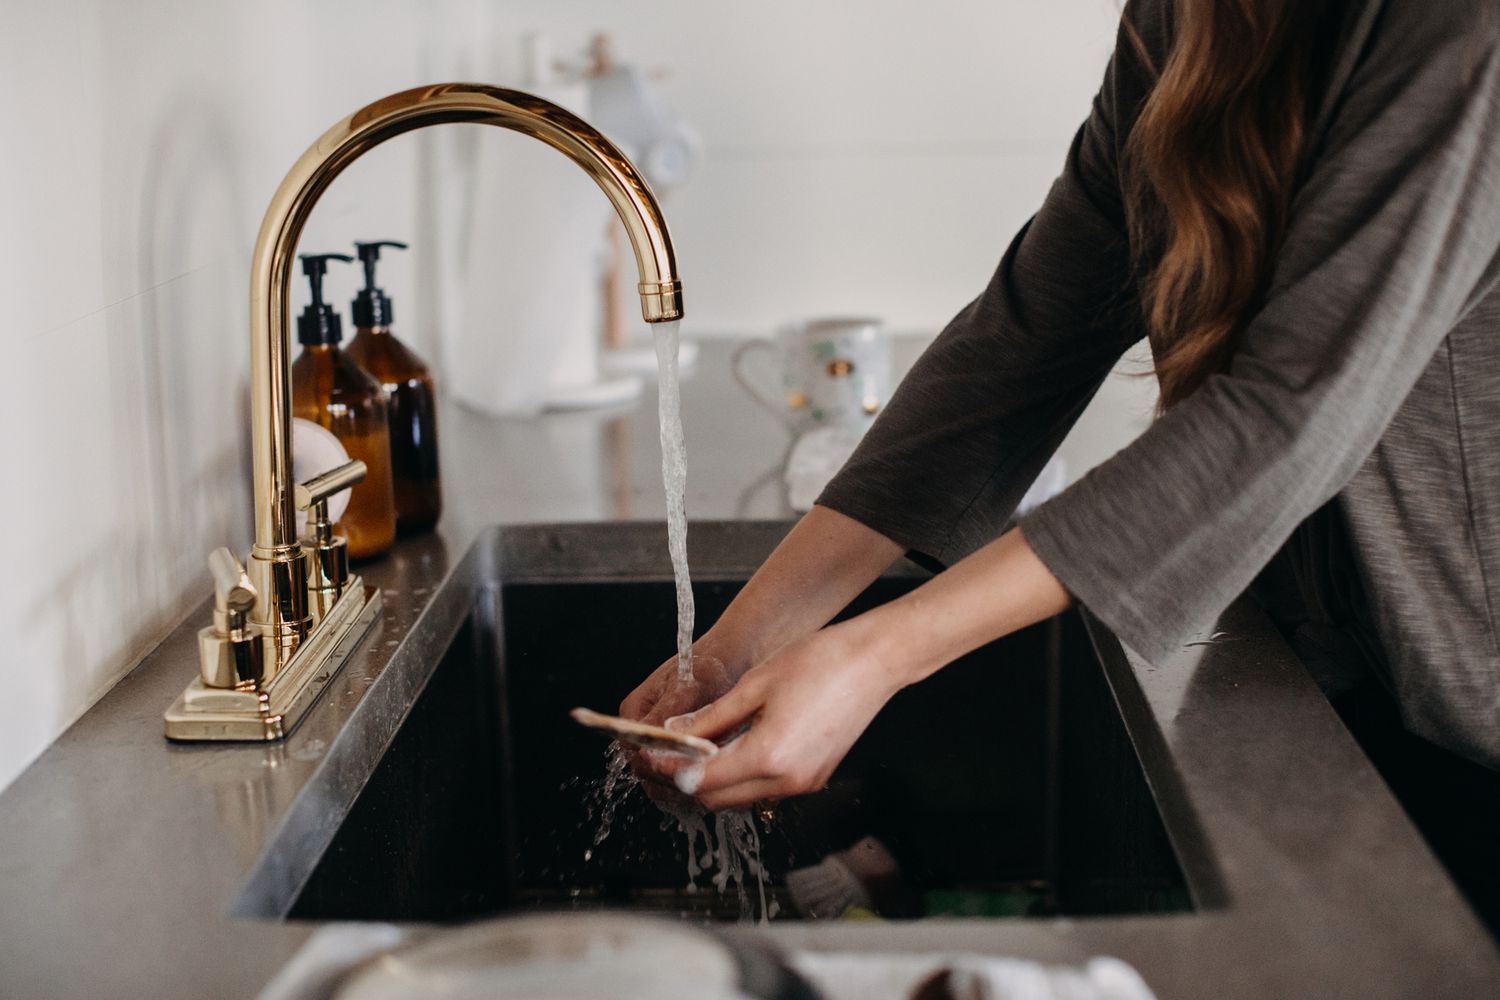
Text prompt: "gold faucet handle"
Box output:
[[201, 548, 264, 689], [294, 459, 367, 513], [208, 547, 257, 617], [296, 460, 366, 598]]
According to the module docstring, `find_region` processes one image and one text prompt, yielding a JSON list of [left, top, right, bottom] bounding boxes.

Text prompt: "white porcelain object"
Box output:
[[784, 425, 866, 512], [735, 318, 892, 432], [291, 417, 352, 534], [332, 913, 746, 1000]]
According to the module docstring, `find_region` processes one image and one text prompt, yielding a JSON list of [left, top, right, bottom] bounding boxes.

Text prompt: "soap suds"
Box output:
[[674, 759, 707, 795]]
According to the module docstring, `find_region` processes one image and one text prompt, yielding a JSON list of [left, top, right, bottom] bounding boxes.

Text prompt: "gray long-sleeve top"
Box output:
[[817, 0, 1500, 769]]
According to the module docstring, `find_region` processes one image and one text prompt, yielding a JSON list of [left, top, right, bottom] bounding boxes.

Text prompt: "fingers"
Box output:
[[637, 767, 693, 805], [689, 734, 767, 793], [699, 778, 788, 812], [681, 679, 763, 742], [639, 741, 696, 779], [631, 709, 709, 784], [619, 653, 682, 721], [622, 658, 837, 811], [689, 724, 825, 810], [619, 677, 658, 721]]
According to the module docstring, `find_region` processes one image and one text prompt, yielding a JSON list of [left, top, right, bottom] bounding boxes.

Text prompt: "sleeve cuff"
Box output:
[[813, 485, 955, 570], [1018, 491, 1186, 664]]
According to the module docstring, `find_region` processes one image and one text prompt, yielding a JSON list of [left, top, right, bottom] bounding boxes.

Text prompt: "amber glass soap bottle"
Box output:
[[345, 240, 442, 535], [290, 253, 398, 561]]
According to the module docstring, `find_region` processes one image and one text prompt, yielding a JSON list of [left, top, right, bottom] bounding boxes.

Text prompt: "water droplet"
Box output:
[[291, 738, 327, 762]]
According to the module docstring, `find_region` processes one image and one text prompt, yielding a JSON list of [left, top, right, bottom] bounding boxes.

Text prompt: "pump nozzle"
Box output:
[[352, 240, 408, 327], [298, 253, 354, 346]]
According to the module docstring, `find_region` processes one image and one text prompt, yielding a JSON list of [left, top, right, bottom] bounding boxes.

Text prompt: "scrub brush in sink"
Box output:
[[570, 707, 719, 759]]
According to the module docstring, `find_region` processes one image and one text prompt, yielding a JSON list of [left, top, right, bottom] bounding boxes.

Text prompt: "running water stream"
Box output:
[[653, 320, 695, 682], [585, 320, 774, 921]]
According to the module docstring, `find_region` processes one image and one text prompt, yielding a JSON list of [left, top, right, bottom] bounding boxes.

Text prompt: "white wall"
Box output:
[[0, 0, 1150, 792]]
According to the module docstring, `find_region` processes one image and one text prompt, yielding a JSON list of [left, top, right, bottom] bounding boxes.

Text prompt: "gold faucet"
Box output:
[[165, 83, 684, 741]]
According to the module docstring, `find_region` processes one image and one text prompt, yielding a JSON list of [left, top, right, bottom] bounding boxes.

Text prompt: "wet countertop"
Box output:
[[1, 342, 1498, 999]]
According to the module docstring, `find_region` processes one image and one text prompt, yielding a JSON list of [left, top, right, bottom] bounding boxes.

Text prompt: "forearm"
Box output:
[[702, 504, 903, 671], [679, 525, 1074, 807], [848, 525, 1073, 692]]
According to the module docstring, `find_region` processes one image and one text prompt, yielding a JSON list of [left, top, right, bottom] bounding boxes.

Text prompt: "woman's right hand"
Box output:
[[619, 640, 743, 791], [619, 645, 740, 728]]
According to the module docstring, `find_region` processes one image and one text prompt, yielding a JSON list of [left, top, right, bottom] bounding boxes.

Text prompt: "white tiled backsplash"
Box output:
[[0, 0, 1150, 792]]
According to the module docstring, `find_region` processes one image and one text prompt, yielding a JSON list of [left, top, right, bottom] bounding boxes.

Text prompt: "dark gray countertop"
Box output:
[[2, 342, 1498, 999]]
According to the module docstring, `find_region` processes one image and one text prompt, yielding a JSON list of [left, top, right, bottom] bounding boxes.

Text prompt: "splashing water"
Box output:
[[660, 798, 772, 921], [654, 321, 695, 682], [587, 745, 773, 921], [589, 743, 638, 848]]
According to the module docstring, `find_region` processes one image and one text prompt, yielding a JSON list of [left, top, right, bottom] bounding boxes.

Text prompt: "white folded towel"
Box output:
[[789, 952, 1156, 1000]]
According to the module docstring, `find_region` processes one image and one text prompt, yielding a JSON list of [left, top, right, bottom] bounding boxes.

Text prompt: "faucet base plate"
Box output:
[[164, 581, 382, 741]]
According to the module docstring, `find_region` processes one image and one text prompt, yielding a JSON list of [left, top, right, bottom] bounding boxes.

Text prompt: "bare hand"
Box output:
[[620, 524, 1069, 811], [659, 619, 905, 811], [618, 647, 739, 793], [619, 648, 738, 727]]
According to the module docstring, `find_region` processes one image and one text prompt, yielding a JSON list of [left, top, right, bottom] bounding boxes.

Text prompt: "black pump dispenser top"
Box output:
[[297, 253, 354, 346], [352, 240, 409, 328]]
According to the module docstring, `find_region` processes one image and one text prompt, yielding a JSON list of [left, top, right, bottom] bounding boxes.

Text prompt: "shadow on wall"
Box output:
[[133, 95, 257, 567], [20, 92, 256, 727]]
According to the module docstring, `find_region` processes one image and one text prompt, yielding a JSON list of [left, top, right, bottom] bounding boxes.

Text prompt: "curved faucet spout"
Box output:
[[246, 83, 685, 636]]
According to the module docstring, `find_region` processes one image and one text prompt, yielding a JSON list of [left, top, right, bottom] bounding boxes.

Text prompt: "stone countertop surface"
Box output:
[[1, 341, 1498, 999]]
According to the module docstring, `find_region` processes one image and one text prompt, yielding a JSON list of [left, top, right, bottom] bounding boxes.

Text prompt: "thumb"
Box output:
[[682, 678, 763, 742]]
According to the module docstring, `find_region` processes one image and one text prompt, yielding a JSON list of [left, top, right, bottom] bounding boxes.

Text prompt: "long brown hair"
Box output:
[[1125, 0, 1335, 410]]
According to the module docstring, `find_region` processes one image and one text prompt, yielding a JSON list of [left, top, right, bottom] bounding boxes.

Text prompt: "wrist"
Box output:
[[835, 607, 926, 700], [693, 624, 755, 678]]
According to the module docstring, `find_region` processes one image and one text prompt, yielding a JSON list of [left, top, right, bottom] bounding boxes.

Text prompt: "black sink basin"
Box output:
[[290, 522, 1190, 924]]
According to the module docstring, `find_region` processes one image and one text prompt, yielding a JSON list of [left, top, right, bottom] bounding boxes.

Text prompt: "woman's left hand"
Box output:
[[660, 618, 908, 811]]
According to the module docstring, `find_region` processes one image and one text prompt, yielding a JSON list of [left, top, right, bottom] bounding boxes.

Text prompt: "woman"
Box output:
[[625, 0, 1500, 926]]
